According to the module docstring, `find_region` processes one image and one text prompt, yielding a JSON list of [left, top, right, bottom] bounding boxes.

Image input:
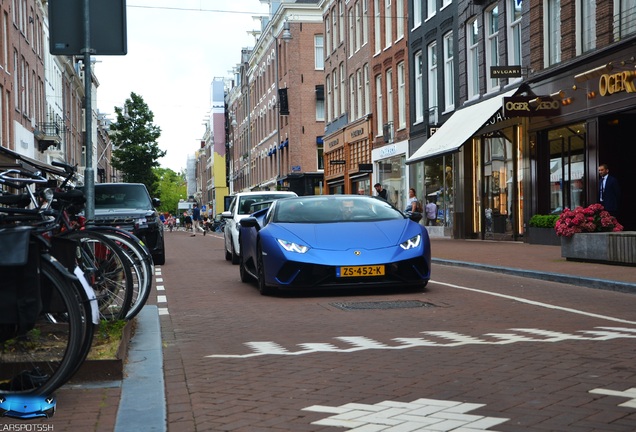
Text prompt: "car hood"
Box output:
[[274, 220, 415, 250]]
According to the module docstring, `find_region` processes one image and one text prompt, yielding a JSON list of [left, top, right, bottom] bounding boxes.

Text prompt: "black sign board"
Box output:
[[503, 96, 561, 117], [48, 0, 127, 55], [490, 66, 522, 78], [330, 160, 346, 165], [358, 163, 373, 173]]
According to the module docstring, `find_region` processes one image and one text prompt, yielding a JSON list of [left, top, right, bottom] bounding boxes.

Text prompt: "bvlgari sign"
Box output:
[[490, 66, 522, 78], [503, 96, 561, 117]]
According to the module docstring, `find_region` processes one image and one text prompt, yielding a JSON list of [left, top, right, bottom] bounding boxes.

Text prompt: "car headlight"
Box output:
[[400, 234, 421, 250], [277, 239, 310, 254]]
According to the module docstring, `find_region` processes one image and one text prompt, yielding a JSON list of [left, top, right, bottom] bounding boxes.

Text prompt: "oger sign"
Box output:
[[503, 96, 561, 117]]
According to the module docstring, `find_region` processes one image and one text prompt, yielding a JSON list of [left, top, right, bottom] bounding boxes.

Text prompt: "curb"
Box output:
[[114, 305, 166, 432], [432, 258, 636, 294]]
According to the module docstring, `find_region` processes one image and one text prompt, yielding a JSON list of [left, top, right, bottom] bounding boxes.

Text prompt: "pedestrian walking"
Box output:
[[598, 163, 621, 218], [191, 203, 205, 236]]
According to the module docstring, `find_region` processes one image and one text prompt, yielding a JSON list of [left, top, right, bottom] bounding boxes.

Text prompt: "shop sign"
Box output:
[[358, 163, 373, 173], [378, 144, 397, 158], [331, 160, 346, 165], [503, 96, 560, 117], [598, 71, 636, 96], [490, 66, 522, 78], [291, 165, 301, 172]]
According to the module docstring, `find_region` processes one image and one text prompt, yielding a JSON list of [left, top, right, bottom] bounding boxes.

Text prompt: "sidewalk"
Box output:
[[430, 238, 636, 292]]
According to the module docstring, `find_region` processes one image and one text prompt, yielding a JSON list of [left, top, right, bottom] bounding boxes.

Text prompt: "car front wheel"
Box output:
[[256, 243, 274, 296]]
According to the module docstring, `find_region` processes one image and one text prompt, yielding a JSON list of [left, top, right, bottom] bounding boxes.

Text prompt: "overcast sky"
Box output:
[[94, 0, 269, 173]]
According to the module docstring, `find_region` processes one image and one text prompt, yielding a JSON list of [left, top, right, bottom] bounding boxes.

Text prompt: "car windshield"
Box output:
[[94, 185, 152, 210], [273, 196, 405, 223], [237, 194, 294, 215]]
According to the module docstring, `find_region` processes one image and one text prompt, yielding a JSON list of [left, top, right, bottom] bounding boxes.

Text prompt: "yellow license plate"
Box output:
[[337, 265, 385, 277]]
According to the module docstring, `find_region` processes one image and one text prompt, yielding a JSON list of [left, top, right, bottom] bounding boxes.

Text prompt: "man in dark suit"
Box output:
[[374, 183, 387, 200], [598, 163, 621, 218]]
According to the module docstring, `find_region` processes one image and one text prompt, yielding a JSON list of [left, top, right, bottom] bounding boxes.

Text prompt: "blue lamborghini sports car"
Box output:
[[238, 195, 431, 295]]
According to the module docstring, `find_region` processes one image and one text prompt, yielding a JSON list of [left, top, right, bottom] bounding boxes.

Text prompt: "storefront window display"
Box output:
[[548, 123, 586, 214], [353, 178, 371, 195], [421, 156, 453, 227], [376, 155, 405, 209]]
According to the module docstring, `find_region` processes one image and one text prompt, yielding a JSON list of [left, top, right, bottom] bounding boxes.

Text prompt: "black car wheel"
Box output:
[[239, 252, 251, 283], [231, 241, 240, 265], [224, 235, 232, 261], [256, 243, 274, 295], [153, 251, 166, 266]]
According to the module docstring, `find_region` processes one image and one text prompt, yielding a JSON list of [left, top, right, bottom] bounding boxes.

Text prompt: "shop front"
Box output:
[[525, 44, 636, 231], [407, 88, 526, 240], [372, 140, 408, 209], [346, 118, 373, 195], [323, 130, 346, 194]]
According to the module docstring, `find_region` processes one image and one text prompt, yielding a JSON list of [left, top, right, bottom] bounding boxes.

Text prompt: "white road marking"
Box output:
[[156, 278, 163, 283], [303, 398, 509, 431], [205, 326, 636, 358], [158, 308, 169, 316], [156, 285, 165, 291], [589, 387, 636, 408], [157, 295, 167, 303], [432, 280, 636, 325]]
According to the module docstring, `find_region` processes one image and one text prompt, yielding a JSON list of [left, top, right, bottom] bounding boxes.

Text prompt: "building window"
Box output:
[[325, 13, 331, 55], [442, 0, 451, 8], [333, 68, 339, 118], [349, 8, 355, 57], [349, 74, 355, 117], [615, 0, 636, 38], [362, 0, 369, 45], [467, 18, 479, 100], [577, 0, 596, 53], [364, 63, 370, 114], [315, 34, 324, 70], [397, 61, 406, 129], [355, 2, 362, 51], [385, 0, 392, 48], [339, 0, 345, 43], [443, 32, 454, 112], [396, 0, 404, 40], [375, 74, 383, 135], [327, 74, 332, 121], [545, 0, 561, 66], [317, 144, 324, 170], [414, 50, 423, 123], [386, 68, 393, 125], [374, 0, 381, 53], [332, 9, 338, 51], [316, 85, 325, 121], [340, 62, 346, 115], [507, 0, 522, 69], [486, 5, 499, 92], [413, 0, 422, 29], [357, 68, 363, 119], [427, 0, 436, 20], [427, 42, 438, 124]]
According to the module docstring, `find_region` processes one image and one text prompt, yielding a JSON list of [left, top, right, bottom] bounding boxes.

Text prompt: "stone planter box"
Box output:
[[561, 232, 636, 266], [527, 227, 560, 246]]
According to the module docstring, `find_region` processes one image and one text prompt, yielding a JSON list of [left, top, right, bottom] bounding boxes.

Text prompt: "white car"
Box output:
[[222, 191, 297, 264]]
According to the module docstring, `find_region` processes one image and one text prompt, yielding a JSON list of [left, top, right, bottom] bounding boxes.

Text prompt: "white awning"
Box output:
[[406, 89, 517, 164]]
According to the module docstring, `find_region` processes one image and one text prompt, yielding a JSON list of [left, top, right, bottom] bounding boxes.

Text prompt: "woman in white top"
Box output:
[[405, 188, 419, 212]]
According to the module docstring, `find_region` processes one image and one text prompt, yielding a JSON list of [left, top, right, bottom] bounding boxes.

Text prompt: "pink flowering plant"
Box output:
[[555, 203, 623, 237]]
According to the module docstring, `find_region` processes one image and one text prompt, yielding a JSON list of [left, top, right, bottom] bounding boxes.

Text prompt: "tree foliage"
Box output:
[[110, 92, 166, 195], [153, 167, 187, 215]]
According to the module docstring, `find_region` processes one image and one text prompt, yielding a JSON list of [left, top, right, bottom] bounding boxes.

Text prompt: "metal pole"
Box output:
[[83, 0, 95, 220]]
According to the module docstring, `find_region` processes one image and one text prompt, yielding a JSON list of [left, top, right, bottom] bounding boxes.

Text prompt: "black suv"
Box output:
[[92, 183, 166, 265]]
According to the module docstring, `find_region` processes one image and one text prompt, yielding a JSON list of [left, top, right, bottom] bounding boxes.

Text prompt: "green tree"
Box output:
[[153, 167, 186, 215], [110, 92, 166, 195]]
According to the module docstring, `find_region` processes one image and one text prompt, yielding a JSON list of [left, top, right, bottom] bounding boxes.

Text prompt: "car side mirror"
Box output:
[[239, 217, 259, 230], [152, 198, 161, 208]]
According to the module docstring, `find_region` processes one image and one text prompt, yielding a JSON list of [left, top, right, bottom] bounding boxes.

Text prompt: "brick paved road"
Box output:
[[7, 230, 634, 431], [158, 231, 636, 431]]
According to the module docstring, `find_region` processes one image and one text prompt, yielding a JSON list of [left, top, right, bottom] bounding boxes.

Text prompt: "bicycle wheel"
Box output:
[[63, 231, 133, 321], [87, 226, 153, 320], [0, 258, 85, 396]]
